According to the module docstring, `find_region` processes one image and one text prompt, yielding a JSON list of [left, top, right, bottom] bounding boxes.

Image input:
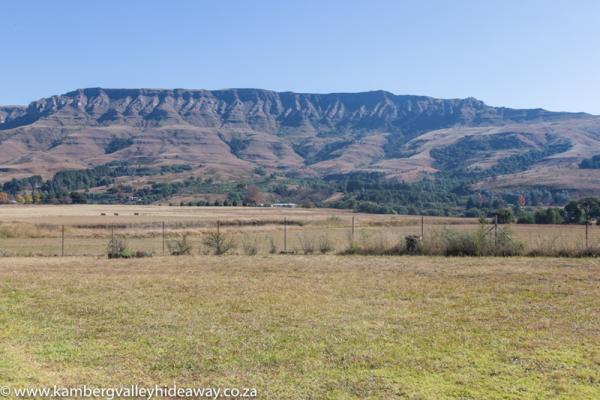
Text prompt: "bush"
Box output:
[[422, 226, 523, 256], [464, 208, 482, 218], [168, 234, 193, 256], [203, 230, 235, 255], [297, 233, 315, 254], [135, 250, 152, 258], [318, 235, 333, 254], [107, 236, 132, 258], [267, 236, 277, 254], [356, 201, 393, 214], [491, 208, 514, 224], [340, 226, 524, 257], [241, 236, 258, 255], [517, 213, 535, 224], [438, 229, 482, 256], [534, 208, 564, 224]]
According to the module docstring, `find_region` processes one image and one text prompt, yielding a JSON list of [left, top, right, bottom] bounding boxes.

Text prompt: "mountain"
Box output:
[[1, 87, 600, 195]]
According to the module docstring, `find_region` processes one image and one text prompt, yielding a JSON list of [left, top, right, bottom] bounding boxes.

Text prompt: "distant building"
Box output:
[[271, 203, 297, 208]]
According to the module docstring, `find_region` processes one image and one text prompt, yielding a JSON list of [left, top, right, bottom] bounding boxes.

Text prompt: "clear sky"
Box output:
[[1, 0, 599, 113]]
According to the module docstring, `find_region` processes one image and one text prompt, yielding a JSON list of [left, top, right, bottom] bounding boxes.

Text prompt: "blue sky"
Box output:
[[1, 0, 599, 113]]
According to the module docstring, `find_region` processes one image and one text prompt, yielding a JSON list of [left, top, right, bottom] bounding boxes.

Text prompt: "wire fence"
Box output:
[[0, 215, 598, 257]]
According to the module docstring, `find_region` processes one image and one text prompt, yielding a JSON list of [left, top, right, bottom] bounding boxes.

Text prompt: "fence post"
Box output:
[[421, 215, 424, 238], [494, 216, 498, 246], [162, 221, 165, 256], [111, 225, 115, 255], [586, 221, 589, 248], [61, 225, 65, 257], [351, 216, 355, 245], [284, 217, 287, 253], [217, 219, 220, 236]]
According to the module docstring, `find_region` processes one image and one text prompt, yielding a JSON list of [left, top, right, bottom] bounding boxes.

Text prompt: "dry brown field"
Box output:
[[0, 205, 597, 257]]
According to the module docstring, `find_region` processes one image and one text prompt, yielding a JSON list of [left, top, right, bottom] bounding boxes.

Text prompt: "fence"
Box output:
[[0, 215, 598, 257]]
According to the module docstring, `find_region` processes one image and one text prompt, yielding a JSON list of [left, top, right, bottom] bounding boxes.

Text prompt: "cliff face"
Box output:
[[0, 106, 26, 125], [0, 88, 599, 193], [1, 88, 580, 131]]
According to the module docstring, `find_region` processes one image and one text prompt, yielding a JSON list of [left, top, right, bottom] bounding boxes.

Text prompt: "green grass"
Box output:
[[0, 256, 599, 398]]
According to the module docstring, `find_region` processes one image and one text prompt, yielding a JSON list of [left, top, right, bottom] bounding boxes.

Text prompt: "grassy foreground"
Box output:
[[0, 256, 599, 399]]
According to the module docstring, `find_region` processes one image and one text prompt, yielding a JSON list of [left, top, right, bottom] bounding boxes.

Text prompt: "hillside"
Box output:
[[1, 88, 599, 196]]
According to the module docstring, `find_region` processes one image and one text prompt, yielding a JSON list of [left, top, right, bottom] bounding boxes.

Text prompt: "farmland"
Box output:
[[1, 256, 599, 399], [0, 205, 598, 257], [1, 205, 600, 398]]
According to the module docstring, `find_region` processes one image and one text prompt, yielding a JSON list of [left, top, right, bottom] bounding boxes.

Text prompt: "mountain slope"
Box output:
[[0, 88, 599, 193]]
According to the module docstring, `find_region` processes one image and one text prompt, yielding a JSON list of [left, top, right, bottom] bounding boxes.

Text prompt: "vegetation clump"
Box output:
[[168, 234, 193, 256], [203, 230, 235, 255], [107, 235, 152, 258], [341, 225, 524, 257]]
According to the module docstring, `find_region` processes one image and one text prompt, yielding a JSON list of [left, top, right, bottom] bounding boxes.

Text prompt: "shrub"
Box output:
[[464, 208, 482, 218], [297, 233, 315, 254], [339, 231, 405, 255], [267, 236, 277, 254], [203, 230, 235, 255], [318, 235, 333, 254], [168, 234, 193, 256], [439, 229, 483, 256], [491, 208, 514, 224], [107, 236, 131, 258], [492, 227, 525, 256], [241, 236, 258, 255], [534, 208, 563, 224], [517, 213, 535, 224]]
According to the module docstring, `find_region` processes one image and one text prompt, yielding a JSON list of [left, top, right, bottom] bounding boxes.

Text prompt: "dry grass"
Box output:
[[0, 205, 599, 257], [0, 256, 599, 399]]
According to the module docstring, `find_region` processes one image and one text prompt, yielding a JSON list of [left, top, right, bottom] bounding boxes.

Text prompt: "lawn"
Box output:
[[0, 256, 599, 399]]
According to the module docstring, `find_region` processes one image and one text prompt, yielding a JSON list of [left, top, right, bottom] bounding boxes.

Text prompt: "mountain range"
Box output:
[[1, 87, 599, 195]]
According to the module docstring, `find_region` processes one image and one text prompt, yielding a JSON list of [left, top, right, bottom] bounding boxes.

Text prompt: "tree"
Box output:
[[22, 193, 33, 204], [578, 198, 600, 223], [492, 208, 514, 224], [243, 185, 265, 205], [69, 192, 87, 204], [517, 212, 535, 224], [534, 208, 563, 224], [564, 201, 583, 224]]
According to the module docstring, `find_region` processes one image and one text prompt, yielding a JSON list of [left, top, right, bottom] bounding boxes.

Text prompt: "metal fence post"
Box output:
[[586, 221, 589, 248], [494, 216, 498, 246], [421, 215, 424, 238], [162, 221, 165, 256], [351, 216, 355, 245], [284, 217, 287, 253], [61, 225, 65, 257]]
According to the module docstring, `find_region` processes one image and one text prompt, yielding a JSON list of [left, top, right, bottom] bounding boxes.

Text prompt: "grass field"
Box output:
[[1, 256, 599, 399], [0, 205, 598, 257]]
